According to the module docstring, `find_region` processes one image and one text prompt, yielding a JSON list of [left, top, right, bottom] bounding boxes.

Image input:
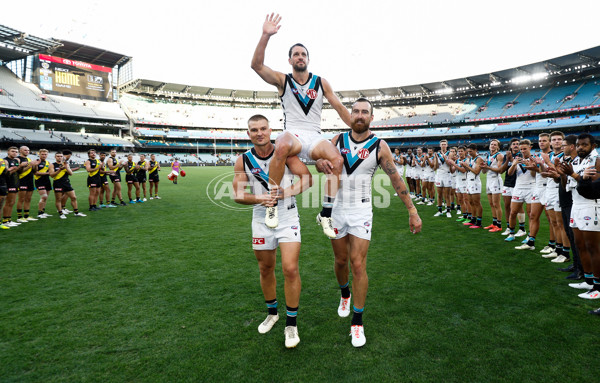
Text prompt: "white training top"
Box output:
[[334, 132, 381, 208], [280, 73, 324, 134], [242, 148, 298, 223], [485, 152, 501, 179], [514, 156, 537, 188], [567, 150, 599, 206]]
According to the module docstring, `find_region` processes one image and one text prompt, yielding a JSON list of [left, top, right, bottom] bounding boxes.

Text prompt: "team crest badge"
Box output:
[[307, 89, 317, 99], [358, 149, 370, 160], [251, 168, 262, 174], [340, 148, 351, 154]]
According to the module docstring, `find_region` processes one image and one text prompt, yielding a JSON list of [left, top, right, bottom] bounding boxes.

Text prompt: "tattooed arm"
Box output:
[[378, 140, 422, 234]]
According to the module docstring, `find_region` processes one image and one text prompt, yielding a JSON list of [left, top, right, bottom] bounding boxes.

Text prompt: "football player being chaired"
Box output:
[[315, 99, 422, 347], [233, 114, 313, 349], [251, 13, 351, 238]]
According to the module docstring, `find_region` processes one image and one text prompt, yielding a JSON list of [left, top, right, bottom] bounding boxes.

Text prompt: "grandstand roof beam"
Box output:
[[154, 82, 166, 92], [489, 74, 504, 83], [183, 85, 191, 93], [514, 67, 529, 74], [465, 78, 479, 88], [420, 85, 431, 94], [207, 88, 214, 96], [398, 88, 406, 97]]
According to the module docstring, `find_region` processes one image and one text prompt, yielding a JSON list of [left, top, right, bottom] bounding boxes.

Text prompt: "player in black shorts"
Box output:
[[136, 154, 149, 202], [0, 157, 9, 229], [34, 149, 53, 218], [125, 154, 141, 204], [97, 152, 115, 208], [2, 146, 27, 227], [107, 149, 126, 206], [50, 151, 86, 219], [16, 146, 38, 223], [84, 149, 102, 211], [148, 154, 161, 199]]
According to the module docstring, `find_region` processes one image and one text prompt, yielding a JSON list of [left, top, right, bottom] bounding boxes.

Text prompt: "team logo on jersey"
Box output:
[[584, 216, 592, 221], [334, 228, 339, 234], [358, 149, 370, 160], [340, 148, 351, 155], [306, 89, 318, 99], [252, 238, 265, 245], [364, 222, 371, 227], [292, 88, 299, 95], [251, 168, 262, 175], [291, 225, 298, 230]]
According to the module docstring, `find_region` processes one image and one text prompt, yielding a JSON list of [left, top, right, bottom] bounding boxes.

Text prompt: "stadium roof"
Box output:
[[121, 45, 600, 104], [52, 40, 131, 68], [0, 24, 62, 62]]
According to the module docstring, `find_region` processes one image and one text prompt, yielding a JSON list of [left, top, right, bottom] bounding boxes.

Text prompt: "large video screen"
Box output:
[[34, 54, 113, 101]]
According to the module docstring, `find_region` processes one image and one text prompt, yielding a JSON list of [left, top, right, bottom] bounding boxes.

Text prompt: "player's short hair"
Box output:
[[565, 135, 577, 146], [87, 149, 96, 155], [352, 97, 373, 115], [62, 150, 72, 155], [99, 151, 106, 155], [450, 146, 458, 152], [467, 143, 477, 150], [510, 138, 520, 144], [577, 132, 596, 145], [550, 131, 565, 139], [39, 149, 48, 154], [538, 133, 550, 139], [8, 146, 18, 151], [490, 139, 501, 148], [289, 43, 309, 58], [458, 145, 466, 151], [519, 139, 532, 146], [247, 114, 269, 127], [439, 139, 448, 144]]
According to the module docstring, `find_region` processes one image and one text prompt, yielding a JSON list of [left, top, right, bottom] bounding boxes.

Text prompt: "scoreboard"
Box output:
[[34, 54, 113, 101]]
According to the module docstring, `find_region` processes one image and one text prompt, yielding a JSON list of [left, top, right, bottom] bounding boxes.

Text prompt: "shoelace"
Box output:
[[267, 208, 276, 219], [352, 326, 361, 338], [340, 298, 349, 310]]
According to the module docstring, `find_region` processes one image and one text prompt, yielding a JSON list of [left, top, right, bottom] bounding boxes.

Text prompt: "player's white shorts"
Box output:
[[424, 172, 435, 183], [467, 179, 482, 194], [569, 205, 600, 232], [435, 173, 452, 188], [332, 206, 373, 241], [502, 186, 514, 197], [512, 188, 536, 204], [533, 186, 546, 205], [456, 179, 468, 194], [286, 129, 327, 161], [252, 218, 301, 250], [486, 176, 503, 194], [545, 188, 561, 212], [396, 166, 404, 177]]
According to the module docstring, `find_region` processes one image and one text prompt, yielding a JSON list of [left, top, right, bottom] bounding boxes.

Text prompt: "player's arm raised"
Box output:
[[232, 156, 276, 206], [378, 140, 422, 234], [280, 156, 313, 198], [322, 78, 351, 127], [251, 13, 286, 93]]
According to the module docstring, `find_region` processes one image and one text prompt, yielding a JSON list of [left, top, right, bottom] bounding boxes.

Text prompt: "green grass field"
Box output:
[[1, 166, 597, 382]]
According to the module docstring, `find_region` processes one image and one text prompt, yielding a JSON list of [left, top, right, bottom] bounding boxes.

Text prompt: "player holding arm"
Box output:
[[233, 114, 313, 349]]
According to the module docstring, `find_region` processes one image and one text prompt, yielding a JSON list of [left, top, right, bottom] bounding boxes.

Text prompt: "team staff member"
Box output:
[[316, 98, 422, 347], [137, 154, 149, 201], [148, 154, 161, 199], [559, 133, 600, 301], [0, 157, 9, 229], [84, 149, 102, 211], [107, 149, 127, 206], [233, 114, 312, 349], [125, 154, 142, 203], [34, 149, 53, 218], [16, 146, 37, 223], [49, 152, 86, 219], [2, 147, 27, 227]]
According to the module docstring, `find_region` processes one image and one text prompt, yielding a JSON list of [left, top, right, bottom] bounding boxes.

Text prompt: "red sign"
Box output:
[[38, 54, 113, 73], [252, 238, 265, 245], [307, 89, 318, 99]]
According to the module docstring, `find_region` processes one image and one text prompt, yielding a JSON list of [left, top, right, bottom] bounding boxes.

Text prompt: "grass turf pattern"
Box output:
[[0, 167, 597, 382]]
